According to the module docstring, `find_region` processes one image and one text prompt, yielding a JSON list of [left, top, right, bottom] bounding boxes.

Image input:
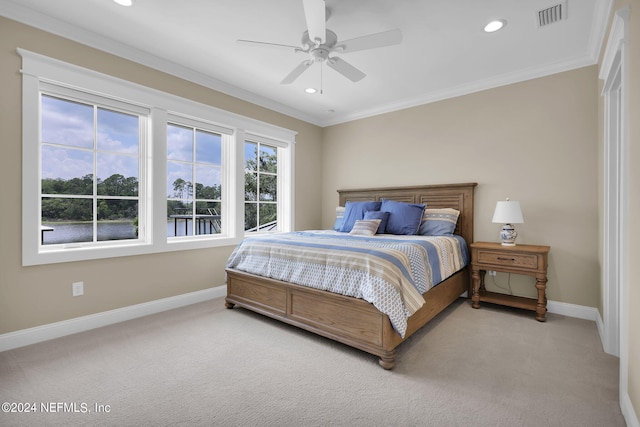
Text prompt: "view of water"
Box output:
[[41, 220, 213, 245]]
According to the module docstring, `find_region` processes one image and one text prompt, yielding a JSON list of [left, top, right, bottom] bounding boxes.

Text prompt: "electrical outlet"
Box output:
[[488, 271, 497, 276], [72, 281, 84, 296]]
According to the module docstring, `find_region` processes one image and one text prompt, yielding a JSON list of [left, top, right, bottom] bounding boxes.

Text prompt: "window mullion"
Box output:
[[192, 129, 197, 220], [256, 162, 261, 229], [151, 108, 168, 246], [93, 105, 98, 243]]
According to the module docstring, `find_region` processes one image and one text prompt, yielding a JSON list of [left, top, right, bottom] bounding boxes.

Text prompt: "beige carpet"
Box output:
[[0, 297, 625, 426]]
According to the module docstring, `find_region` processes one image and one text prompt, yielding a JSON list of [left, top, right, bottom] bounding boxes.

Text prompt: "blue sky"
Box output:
[[167, 124, 221, 198], [41, 95, 139, 182], [41, 95, 224, 198]]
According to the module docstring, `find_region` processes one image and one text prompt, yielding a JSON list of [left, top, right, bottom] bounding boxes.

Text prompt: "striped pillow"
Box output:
[[333, 206, 345, 231], [418, 208, 460, 235], [349, 219, 382, 236]]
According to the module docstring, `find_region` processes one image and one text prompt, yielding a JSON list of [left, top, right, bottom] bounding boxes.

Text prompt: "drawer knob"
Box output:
[[497, 257, 516, 261]]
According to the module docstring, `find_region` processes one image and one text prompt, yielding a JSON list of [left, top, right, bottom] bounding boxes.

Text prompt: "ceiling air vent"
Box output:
[[537, 1, 567, 27]]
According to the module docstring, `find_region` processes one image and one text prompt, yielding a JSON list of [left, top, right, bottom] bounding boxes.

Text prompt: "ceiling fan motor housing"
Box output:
[[302, 29, 338, 54]]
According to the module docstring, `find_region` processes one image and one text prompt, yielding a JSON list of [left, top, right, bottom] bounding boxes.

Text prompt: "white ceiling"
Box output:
[[1, 0, 611, 127]]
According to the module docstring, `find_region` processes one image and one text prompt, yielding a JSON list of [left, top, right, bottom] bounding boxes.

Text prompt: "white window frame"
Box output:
[[243, 134, 293, 234], [166, 114, 233, 240], [20, 49, 296, 266], [38, 84, 150, 249]]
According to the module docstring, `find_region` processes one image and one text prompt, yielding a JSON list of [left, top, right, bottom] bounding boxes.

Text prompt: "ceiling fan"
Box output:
[[237, 0, 402, 84]]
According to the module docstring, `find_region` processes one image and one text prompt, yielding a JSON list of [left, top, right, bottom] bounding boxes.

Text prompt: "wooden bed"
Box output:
[[225, 183, 477, 369]]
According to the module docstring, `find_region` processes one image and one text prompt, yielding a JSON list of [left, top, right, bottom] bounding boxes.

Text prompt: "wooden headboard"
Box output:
[[338, 183, 477, 244]]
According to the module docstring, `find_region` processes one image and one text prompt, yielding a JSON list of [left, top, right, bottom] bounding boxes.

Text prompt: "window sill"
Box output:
[[24, 236, 243, 266]]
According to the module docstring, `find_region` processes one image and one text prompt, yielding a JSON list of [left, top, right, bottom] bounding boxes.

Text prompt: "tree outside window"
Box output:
[[167, 124, 222, 237], [40, 95, 140, 245], [244, 141, 278, 232]]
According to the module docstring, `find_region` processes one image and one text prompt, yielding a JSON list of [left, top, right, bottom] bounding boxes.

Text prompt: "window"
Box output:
[[21, 49, 296, 266], [40, 93, 144, 246], [244, 140, 278, 232], [167, 122, 224, 238]]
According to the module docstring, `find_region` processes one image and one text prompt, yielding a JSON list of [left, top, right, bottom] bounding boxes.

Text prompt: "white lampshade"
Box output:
[[492, 199, 524, 224], [492, 198, 524, 246]]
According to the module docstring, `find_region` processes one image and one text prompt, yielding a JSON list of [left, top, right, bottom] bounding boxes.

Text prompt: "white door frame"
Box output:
[[599, 4, 629, 416]]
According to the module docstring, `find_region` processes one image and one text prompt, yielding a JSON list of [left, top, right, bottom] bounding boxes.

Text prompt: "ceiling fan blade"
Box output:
[[281, 60, 314, 84], [327, 57, 365, 82], [302, 0, 326, 45], [336, 29, 402, 54], [237, 39, 303, 53]]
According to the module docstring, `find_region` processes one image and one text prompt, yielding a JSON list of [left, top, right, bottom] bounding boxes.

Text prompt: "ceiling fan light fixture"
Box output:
[[305, 88, 317, 94], [484, 19, 507, 33], [113, 0, 133, 6]]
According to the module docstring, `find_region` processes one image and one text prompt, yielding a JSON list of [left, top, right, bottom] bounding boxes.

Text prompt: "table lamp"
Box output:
[[492, 198, 524, 246]]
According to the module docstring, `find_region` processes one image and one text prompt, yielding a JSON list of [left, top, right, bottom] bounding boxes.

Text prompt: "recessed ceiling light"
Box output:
[[305, 88, 317, 94], [113, 0, 133, 6], [484, 19, 507, 33]]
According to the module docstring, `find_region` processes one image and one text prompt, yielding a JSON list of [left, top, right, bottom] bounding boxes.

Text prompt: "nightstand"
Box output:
[[470, 242, 550, 321]]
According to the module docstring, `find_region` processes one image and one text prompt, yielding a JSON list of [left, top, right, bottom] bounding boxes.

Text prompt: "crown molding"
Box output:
[[0, 0, 324, 126], [1, 0, 612, 128], [319, 52, 597, 127]]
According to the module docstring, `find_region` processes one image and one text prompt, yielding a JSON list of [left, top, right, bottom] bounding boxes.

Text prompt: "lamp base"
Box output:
[[500, 224, 518, 246]]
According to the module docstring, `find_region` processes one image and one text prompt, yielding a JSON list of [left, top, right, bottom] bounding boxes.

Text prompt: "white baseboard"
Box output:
[[0, 285, 227, 352], [595, 311, 606, 347], [622, 391, 640, 427], [546, 299, 599, 321], [0, 291, 606, 354]]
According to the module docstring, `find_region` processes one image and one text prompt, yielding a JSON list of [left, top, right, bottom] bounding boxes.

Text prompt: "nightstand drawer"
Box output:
[[476, 250, 538, 270]]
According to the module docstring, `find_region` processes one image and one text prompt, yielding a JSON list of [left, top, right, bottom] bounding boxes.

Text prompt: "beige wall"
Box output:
[[323, 67, 600, 307], [0, 17, 323, 333]]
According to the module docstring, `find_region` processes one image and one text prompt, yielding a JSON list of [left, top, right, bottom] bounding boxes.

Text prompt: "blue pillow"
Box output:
[[363, 210, 389, 234], [380, 199, 425, 235], [339, 201, 382, 232]]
